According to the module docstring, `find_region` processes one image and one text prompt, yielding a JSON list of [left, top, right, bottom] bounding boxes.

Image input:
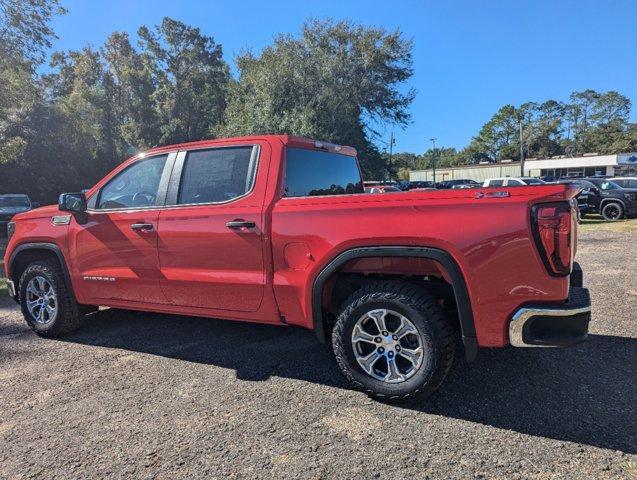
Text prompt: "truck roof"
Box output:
[[142, 135, 357, 158]]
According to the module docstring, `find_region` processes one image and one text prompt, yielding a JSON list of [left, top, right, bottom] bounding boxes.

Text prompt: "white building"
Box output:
[[524, 153, 637, 178], [409, 153, 637, 182]]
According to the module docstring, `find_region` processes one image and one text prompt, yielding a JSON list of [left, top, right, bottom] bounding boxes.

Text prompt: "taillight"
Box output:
[[531, 202, 573, 277]]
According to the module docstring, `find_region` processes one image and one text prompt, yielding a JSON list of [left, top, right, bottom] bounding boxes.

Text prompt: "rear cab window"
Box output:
[[284, 148, 363, 197]]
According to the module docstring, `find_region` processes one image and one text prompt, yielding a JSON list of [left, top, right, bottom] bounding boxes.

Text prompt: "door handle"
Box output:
[[226, 219, 256, 230], [130, 223, 154, 231]]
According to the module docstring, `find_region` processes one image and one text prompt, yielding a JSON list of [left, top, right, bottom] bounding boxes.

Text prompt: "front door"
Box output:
[[157, 144, 267, 312], [68, 154, 172, 304]]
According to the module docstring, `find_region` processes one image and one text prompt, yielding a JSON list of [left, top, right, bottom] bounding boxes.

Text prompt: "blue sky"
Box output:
[[49, 0, 637, 153]]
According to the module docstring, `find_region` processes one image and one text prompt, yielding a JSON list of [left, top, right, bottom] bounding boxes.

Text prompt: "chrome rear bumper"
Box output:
[[509, 286, 591, 347]]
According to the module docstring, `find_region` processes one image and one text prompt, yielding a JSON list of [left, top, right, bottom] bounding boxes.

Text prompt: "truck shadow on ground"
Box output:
[[58, 308, 635, 454]]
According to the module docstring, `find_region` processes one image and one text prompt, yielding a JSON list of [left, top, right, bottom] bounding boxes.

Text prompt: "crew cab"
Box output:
[[3, 135, 591, 400]]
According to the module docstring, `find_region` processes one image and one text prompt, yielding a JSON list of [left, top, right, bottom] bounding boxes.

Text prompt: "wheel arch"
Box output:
[[311, 246, 478, 362], [600, 198, 626, 209], [7, 243, 74, 299]]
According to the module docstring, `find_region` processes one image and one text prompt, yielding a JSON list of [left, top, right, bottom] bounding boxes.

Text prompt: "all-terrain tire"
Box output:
[[19, 259, 84, 337], [332, 281, 455, 401]]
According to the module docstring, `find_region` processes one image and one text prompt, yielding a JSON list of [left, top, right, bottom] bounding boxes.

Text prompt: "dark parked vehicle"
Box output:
[[582, 178, 637, 220], [436, 179, 481, 189], [404, 180, 435, 190], [0, 194, 33, 236], [611, 177, 637, 189]]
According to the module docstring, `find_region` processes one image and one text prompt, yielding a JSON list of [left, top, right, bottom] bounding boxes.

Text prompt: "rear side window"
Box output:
[[284, 148, 363, 197], [178, 147, 258, 205]]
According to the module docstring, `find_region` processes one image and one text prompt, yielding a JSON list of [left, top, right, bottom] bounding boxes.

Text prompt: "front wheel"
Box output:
[[19, 259, 85, 337], [601, 202, 624, 221], [332, 282, 455, 401]]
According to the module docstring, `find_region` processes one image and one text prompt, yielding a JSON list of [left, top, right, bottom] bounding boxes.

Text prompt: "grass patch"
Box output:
[[0, 278, 7, 296], [579, 215, 637, 233]]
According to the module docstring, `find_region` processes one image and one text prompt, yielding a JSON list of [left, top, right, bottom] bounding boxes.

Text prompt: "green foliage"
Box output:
[[454, 90, 634, 165], [223, 19, 415, 179], [0, 3, 634, 200], [0, 13, 232, 201], [0, 0, 66, 64]]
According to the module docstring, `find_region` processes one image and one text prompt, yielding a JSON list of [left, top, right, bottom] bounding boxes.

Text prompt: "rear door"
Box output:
[[157, 142, 269, 312]]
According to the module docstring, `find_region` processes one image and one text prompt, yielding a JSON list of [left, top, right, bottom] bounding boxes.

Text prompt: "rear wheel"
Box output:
[[601, 202, 623, 221], [332, 282, 455, 401], [19, 260, 84, 337]]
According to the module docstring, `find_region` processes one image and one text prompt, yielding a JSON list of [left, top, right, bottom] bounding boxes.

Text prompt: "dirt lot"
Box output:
[[1, 221, 636, 479]]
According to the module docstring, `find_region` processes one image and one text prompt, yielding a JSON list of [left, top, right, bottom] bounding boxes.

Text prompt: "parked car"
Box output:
[[405, 180, 435, 190], [3, 135, 590, 401], [436, 179, 481, 189], [582, 178, 637, 220], [0, 194, 33, 236], [611, 177, 637, 189], [483, 177, 546, 187], [365, 185, 402, 193]]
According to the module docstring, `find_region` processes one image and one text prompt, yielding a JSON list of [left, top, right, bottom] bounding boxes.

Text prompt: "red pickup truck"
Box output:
[[3, 135, 591, 400]]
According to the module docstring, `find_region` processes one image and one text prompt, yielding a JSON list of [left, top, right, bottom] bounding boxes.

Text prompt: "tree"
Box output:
[[102, 32, 158, 150], [463, 105, 519, 162], [0, 0, 66, 64], [138, 18, 229, 145], [0, 0, 65, 167], [223, 19, 415, 178]]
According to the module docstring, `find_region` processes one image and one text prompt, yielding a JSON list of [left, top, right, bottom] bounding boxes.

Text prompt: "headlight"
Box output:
[[6, 221, 15, 241]]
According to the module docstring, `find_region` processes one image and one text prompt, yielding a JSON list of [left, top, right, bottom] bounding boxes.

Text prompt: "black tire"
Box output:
[[601, 202, 624, 221], [19, 259, 84, 337], [332, 281, 455, 401]]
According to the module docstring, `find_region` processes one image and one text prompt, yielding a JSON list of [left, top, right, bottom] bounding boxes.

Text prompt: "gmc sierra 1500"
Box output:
[[4, 135, 591, 400]]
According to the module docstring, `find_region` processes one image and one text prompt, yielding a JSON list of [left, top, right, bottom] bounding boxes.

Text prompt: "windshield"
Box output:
[[0, 196, 30, 207]]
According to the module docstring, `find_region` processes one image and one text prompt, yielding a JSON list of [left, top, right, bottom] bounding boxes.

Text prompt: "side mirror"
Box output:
[[590, 187, 600, 195], [59, 192, 87, 213]]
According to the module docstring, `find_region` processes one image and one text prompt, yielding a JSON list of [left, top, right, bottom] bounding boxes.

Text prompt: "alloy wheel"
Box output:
[[351, 308, 424, 383], [25, 276, 58, 324]]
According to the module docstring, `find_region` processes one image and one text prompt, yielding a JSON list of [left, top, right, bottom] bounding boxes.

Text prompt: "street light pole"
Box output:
[[387, 132, 396, 183], [430, 138, 437, 184], [519, 120, 525, 176]]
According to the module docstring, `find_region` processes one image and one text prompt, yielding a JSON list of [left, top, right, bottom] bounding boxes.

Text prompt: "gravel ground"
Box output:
[[0, 225, 636, 479]]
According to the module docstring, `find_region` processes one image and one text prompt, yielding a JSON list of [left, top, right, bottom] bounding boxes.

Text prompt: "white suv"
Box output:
[[483, 177, 546, 187]]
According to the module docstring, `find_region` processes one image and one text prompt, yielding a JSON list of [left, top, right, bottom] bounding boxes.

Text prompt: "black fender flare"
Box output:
[[311, 246, 479, 362], [7, 242, 75, 297]]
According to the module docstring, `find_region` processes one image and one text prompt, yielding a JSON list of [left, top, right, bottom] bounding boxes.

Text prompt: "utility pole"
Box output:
[[383, 132, 396, 183], [519, 120, 525, 176], [430, 138, 437, 184]]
